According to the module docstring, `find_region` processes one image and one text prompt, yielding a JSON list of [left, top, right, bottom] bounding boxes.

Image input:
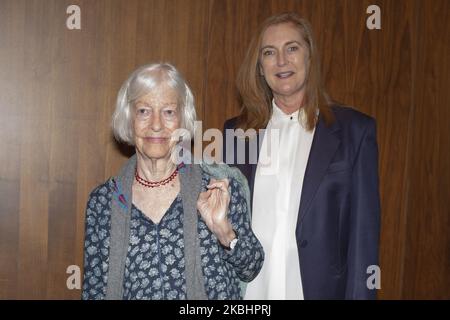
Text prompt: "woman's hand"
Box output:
[[197, 178, 236, 247]]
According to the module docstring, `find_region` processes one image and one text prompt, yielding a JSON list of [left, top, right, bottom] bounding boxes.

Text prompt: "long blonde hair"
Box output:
[[236, 12, 334, 131]]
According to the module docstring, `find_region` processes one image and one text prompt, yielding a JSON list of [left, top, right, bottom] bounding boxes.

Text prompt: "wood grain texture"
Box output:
[[204, 0, 271, 130], [402, 0, 450, 299], [0, 0, 448, 299], [0, 0, 21, 299]]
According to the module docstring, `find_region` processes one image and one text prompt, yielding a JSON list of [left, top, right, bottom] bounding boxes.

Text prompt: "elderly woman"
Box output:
[[82, 63, 263, 300], [223, 13, 381, 299]]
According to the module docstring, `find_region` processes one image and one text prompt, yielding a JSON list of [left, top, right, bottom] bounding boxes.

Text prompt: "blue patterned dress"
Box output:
[[82, 171, 264, 300]]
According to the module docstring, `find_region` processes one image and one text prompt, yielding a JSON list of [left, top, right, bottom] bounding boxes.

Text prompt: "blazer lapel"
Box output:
[[297, 116, 341, 226]]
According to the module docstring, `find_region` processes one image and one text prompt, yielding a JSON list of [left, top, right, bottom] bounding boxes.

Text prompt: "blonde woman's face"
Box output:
[[133, 84, 181, 161], [259, 22, 309, 101]]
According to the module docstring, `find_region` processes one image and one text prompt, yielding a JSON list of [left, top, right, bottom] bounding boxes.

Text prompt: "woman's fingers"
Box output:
[[207, 178, 229, 193], [198, 189, 212, 201]]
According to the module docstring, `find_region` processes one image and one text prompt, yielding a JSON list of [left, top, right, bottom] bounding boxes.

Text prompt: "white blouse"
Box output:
[[244, 100, 315, 300]]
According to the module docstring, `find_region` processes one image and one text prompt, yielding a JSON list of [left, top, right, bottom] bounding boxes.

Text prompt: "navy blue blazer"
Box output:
[[223, 105, 381, 299]]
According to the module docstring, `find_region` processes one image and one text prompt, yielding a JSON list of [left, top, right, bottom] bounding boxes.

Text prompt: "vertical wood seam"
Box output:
[[399, 0, 421, 299]]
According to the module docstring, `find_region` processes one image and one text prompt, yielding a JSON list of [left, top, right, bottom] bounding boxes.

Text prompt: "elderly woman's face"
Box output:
[[259, 22, 309, 101], [133, 84, 181, 161]]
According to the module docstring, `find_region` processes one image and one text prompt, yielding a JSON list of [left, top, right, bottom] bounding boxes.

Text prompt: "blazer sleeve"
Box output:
[[346, 118, 381, 299]]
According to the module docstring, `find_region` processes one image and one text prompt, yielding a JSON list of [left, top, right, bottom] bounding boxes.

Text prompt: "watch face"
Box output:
[[229, 238, 238, 250]]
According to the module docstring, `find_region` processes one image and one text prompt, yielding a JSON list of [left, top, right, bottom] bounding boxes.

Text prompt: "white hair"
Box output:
[[112, 63, 197, 145]]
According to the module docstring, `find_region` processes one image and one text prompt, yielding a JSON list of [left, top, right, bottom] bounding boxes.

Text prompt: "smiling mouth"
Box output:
[[276, 71, 294, 79], [145, 137, 168, 143]]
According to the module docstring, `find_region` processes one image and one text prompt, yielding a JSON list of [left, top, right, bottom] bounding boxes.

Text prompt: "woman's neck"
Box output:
[[136, 153, 177, 182], [273, 92, 305, 115]]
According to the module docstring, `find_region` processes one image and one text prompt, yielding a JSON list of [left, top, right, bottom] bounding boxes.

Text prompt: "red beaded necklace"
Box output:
[[135, 167, 178, 188]]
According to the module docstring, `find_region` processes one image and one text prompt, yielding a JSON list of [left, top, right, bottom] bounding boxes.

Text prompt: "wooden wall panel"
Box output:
[[0, 0, 22, 299], [403, 0, 450, 299], [17, 0, 55, 299], [0, 0, 448, 299], [348, 0, 417, 299], [204, 0, 270, 130]]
